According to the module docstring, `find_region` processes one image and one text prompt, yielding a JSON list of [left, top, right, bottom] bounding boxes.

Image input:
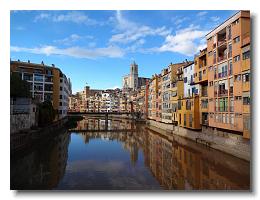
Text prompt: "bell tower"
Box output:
[[129, 61, 138, 89]]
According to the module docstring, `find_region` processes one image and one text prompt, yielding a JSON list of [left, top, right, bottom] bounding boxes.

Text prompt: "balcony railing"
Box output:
[[230, 106, 234, 112], [218, 71, 228, 78], [218, 90, 228, 97], [229, 88, 233, 96], [218, 54, 227, 62], [218, 39, 226, 46], [201, 91, 208, 97]]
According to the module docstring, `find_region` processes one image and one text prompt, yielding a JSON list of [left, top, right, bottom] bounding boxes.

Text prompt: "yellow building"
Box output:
[[178, 96, 201, 130]]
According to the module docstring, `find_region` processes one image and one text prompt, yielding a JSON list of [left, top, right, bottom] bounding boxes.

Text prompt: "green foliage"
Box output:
[[66, 116, 84, 129], [10, 72, 31, 98], [38, 101, 56, 127]]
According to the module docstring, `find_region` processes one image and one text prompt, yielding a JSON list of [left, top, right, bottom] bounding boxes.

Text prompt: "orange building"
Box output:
[[206, 10, 250, 138], [194, 48, 209, 127]]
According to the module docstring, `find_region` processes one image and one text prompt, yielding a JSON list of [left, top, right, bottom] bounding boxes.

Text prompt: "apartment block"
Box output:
[[206, 10, 250, 138], [194, 48, 209, 126], [148, 74, 159, 121], [161, 67, 172, 123], [10, 60, 72, 119]]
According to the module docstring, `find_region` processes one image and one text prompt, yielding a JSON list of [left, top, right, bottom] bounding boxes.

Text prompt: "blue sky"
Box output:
[[10, 10, 236, 93]]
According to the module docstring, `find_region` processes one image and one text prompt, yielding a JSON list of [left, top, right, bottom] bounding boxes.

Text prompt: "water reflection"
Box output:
[[10, 117, 250, 190], [11, 132, 70, 190]]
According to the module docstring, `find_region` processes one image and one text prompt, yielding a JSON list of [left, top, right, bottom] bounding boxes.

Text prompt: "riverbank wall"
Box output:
[[147, 119, 250, 161], [11, 117, 69, 154]]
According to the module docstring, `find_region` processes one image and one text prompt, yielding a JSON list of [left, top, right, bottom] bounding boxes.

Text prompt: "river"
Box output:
[[10, 117, 250, 190]]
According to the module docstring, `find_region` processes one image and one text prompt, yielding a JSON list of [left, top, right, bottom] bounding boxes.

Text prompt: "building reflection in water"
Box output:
[[76, 118, 250, 190], [11, 117, 250, 190], [10, 131, 70, 190]]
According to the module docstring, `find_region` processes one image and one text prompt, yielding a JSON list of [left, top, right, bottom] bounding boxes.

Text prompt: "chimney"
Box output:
[[28, 60, 30, 63], [18, 59, 20, 62], [41, 61, 44, 65], [52, 64, 55, 67]]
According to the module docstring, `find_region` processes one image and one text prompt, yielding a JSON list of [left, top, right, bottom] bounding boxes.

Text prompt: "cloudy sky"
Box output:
[[10, 10, 236, 93]]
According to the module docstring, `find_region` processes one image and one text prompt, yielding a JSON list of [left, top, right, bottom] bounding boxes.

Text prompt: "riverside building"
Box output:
[[10, 60, 72, 119], [206, 10, 250, 138]]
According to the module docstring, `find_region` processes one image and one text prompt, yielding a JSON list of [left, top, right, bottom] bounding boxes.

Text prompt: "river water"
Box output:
[[11, 117, 250, 190]]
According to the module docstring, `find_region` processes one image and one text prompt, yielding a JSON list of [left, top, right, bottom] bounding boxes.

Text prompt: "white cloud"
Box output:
[[155, 25, 209, 56], [210, 16, 220, 22], [109, 11, 171, 44], [11, 45, 125, 59], [171, 16, 189, 25], [33, 13, 51, 22], [54, 34, 94, 45], [197, 11, 208, 17], [34, 11, 99, 25]]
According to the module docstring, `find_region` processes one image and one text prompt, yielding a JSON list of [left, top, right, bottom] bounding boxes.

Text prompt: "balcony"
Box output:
[[201, 91, 208, 97], [218, 54, 227, 62], [176, 69, 183, 75], [218, 38, 226, 47], [229, 88, 233, 96], [242, 32, 250, 47], [213, 57, 216, 64], [228, 51, 232, 58], [218, 71, 228, 79], [218, 90, 228, 97]]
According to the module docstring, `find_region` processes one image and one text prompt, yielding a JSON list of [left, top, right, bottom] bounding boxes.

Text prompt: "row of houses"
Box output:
[[145, 10, 250, 139]]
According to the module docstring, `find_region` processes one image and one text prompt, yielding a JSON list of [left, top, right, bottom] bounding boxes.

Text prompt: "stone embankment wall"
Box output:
[[10, 114, 35, 134], [147, 119, 250, 161]]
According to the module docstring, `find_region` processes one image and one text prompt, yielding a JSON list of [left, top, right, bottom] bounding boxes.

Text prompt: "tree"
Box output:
[[10, 72, 31, 98], [38, 101, 56, 127]]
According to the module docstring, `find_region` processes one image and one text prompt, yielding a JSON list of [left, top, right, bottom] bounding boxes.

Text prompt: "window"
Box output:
[[227, 25, 232, 40], [208, 51, 213, 56], [243, 51, 250, 60], [189, 114, 192, 127], [243, 97, 250, 105], [228, 43, 232, 57], [184, 77, 187, 83], [233, 36, 240, 43], [235, 74, 241, 81], [23, 73, 33, 81], [234, 55, 240, 62], [60, 86, 63, 91], [59, 102, 62, 106], [60, 95, 63, 99], [243, 73, 250, 82], [232, 19, 239, 25], [34, 74, 43, 82], [229, 61, 233, 75], [235, 96, 242, 100]]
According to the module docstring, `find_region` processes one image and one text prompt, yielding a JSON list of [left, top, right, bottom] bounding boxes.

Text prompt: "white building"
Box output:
[[183, 63, 200, 98], [59, 74, 72, 118]]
